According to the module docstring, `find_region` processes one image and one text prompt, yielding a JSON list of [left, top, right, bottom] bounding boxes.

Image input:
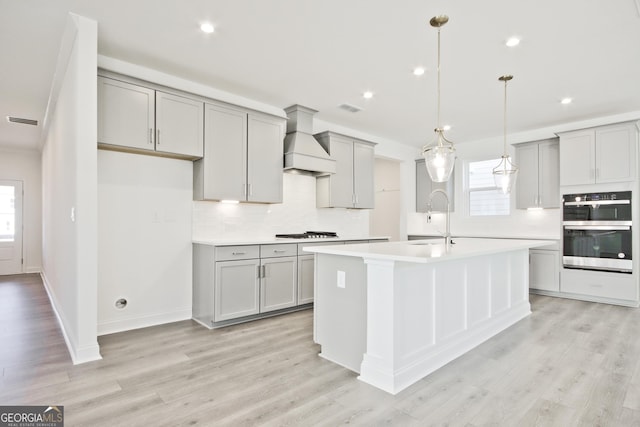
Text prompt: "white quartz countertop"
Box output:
[[192, 236, 389, 246], [304, 238, 555, 264]]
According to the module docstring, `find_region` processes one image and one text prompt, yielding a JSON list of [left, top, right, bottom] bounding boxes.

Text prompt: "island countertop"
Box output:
[[304, 237, 555, 264]]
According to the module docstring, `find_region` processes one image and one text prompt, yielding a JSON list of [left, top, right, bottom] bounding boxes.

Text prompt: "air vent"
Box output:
[[6, 116, 38, 126], [338, 103, 363, 113]]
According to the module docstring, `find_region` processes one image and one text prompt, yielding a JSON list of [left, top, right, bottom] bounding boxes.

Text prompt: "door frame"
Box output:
[[0, 179, 24, 275]]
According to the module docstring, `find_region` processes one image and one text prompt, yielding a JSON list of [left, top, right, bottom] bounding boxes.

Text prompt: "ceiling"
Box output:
[[2, 0, 640, 151]]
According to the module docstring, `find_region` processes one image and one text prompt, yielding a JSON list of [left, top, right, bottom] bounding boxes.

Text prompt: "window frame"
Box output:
[[465, 158, 512, 217]]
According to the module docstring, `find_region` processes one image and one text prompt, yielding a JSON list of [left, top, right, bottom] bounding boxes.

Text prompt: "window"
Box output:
[[468, 159, 510, 216]]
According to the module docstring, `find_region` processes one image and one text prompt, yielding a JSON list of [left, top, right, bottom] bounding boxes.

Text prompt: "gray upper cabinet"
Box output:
[[196, 103, 247, 201], [515, 138, 559, 209], [247, 113, 285, 203], [194, 102, 285, 203], [98, 77, 155, 151], [558, 121, 638, 186], [415, 159, 455, 212], [315, 131, 376, 208], [97, 76, 204, 160], [155, 91, 204, 158]]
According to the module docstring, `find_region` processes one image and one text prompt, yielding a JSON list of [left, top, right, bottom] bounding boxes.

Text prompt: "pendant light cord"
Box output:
[[503, 78, 507, 156], [436, 27, 442, 131]]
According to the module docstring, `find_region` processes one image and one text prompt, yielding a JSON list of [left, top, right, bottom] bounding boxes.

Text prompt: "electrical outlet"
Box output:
[[337, 270, 346, 288]]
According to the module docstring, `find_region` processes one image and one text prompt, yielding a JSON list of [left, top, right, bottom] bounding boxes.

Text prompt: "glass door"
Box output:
[[0, 180, 23, 275]]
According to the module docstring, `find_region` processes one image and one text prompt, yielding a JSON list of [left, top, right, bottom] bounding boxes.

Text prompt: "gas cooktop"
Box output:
[[275, 231, 338, 239]]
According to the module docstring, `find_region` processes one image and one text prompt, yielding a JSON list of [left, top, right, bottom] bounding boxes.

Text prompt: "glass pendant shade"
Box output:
[[422, 15, 456, 183], [492, 155, 518, 194], [423, 129, 456, 182]]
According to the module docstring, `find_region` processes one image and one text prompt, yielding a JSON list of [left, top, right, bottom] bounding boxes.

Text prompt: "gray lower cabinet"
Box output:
[[214, 259, 261, 321], [193, 239, 388, 327], [297, 255, 315, 305], [195, 243, 299, 326], [529, 249, 560, 292], [415, 159, 455, 212]]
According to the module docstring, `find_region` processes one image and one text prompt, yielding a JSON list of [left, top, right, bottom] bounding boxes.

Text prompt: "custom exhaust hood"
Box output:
[[283, 105, 336, 174]]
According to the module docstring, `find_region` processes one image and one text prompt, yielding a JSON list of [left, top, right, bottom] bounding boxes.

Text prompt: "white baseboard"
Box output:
[[25, 266, 41, 274], [40, 271, 102, 365], [98, 308, 192, 336]]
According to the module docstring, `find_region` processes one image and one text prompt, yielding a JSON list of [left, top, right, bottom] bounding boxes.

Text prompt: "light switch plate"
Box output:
[[337, 270, 346, 288]]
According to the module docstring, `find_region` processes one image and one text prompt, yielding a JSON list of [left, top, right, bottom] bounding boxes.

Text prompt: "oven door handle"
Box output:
[[563, 220, 632, 226], [563, 199, 631, 206], [564, 225, 631, 231]]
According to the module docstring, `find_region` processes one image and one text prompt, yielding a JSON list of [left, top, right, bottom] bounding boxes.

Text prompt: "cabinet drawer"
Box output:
[[561, 268, 638, 301], [215, 245, 260, 261], [260, 243, 297, 258]]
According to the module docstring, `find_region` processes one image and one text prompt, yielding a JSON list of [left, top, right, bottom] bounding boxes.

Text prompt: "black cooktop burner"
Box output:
[[276, 231, 338, 239]]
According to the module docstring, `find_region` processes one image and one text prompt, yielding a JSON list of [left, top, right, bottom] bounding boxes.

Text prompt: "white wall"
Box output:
[[0, 148, 42, 272], [40, 13, 100, 364], [97, 151, 193, 335], [193, 173, 370, 241]]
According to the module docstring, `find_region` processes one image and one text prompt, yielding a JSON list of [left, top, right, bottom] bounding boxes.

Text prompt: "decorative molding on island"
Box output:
[[306, 238, 554, 394]]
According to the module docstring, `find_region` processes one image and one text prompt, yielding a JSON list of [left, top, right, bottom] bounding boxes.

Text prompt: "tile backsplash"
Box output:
[[193, 173, 370, 241]]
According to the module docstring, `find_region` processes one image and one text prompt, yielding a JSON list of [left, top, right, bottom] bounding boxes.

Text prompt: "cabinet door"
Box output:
[[515, 143, 539, 209], [329, 137, 355, 207], [595, 123, 637, 183], [202, 103, 247, 201], [214, 259, 260, 321], [529, 250, 559, 292], [155, 91, 203, 158], [98, 77, 155, 150], [298, 254, 315, 304], [538, 140, 560, 208], [416, 159, 454, 212], [261, 256, 297, 313], [247, 113, 285, 203], [559, 130, 595, 186], [353, 142, 375, 208]]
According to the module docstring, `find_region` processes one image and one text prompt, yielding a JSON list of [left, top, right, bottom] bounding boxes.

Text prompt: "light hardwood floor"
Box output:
[[1, 273, 640, 426]]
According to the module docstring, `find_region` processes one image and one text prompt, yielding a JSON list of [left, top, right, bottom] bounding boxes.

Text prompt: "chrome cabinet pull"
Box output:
[[149, 128, 153, 145], [157, 129, 160, 145], [262, 265, 266, 277], [257, 265, 261, 278], [232, 251, 245, 255], [274, 249, 286, 253]]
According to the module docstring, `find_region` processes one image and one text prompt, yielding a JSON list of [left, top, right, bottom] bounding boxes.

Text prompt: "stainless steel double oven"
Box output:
[[562, 191, 632, 273]]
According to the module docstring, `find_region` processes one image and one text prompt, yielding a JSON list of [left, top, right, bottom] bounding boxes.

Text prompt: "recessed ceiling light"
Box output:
[[200, 23, 215, 34], [413, 67, 425, 76], [363, 91, 374, 99], [505, 37, 520, 47], [561, 97, 573, 105]]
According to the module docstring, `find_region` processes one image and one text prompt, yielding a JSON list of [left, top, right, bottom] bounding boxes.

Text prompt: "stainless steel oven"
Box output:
[[562, 191, 632, 273]]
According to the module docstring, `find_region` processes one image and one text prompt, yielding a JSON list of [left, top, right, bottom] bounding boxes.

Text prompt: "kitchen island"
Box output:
[[306, 238, 553, 394]]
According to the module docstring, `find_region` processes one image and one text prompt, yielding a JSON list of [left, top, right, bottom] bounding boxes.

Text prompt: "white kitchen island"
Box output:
[[305, 238, 553, 395]]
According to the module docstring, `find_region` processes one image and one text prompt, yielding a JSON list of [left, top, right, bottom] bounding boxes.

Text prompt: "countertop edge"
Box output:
[[192, 236, 390, 246], [305, 238, 556, 264]]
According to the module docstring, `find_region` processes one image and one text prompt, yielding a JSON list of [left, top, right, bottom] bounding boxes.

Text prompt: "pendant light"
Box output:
[[422, 15, 456, 183], [492, 74, 518, 194]]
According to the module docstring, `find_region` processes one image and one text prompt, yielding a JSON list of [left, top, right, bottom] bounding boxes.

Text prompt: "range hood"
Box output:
[[283, 105, 336, 174]]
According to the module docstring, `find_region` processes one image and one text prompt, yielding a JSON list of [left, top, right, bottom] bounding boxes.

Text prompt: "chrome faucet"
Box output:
[[427, 189, 452, 248]]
